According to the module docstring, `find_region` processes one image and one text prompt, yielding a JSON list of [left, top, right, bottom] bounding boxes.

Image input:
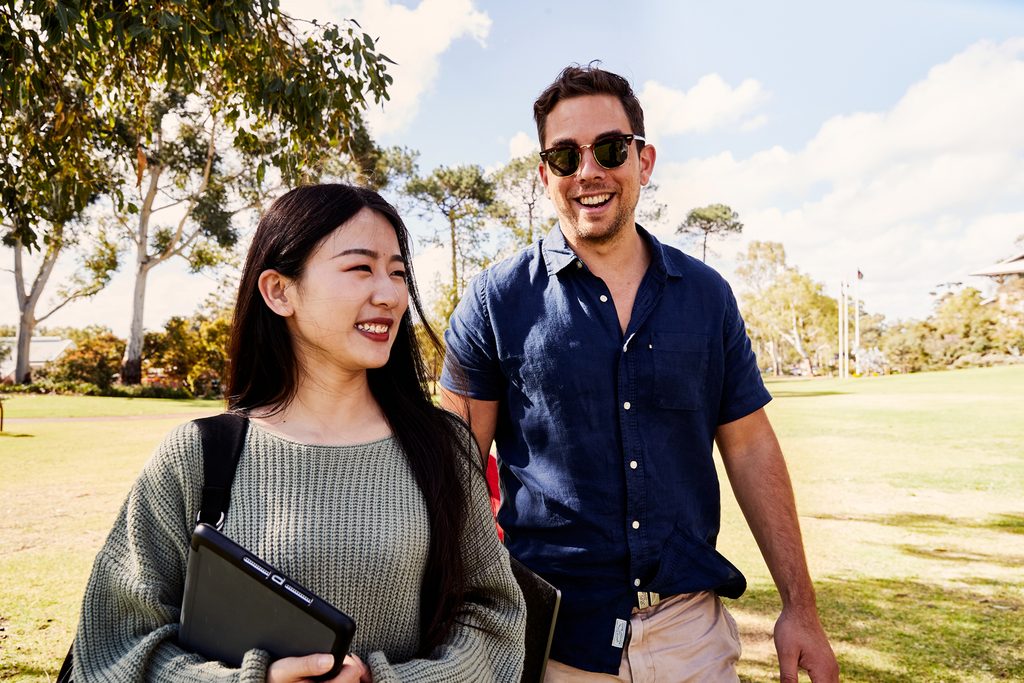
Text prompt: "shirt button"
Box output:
[[630, 460, 638, 469], [600, 294, 608, 302], [576, 261, 583, 269], [632, 520, 640, 529], [623, 401, 631, 410], [634, 578, 641, 587]]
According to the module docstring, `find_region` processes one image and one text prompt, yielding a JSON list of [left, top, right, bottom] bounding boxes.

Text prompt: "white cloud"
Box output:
[[341, 0, 490, 136], [508, 131, 538, 159], [280, 0, 490, 136], [651, 39, 1024, 321], [639, 73, 769, 140]]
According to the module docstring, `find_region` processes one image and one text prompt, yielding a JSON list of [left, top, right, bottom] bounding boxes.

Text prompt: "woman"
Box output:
[[71, 184, 526, 682]]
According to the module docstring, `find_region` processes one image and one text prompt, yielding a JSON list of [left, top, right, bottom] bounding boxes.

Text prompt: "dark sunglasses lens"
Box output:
[[546, 148, 580, 176], [594, 138, 629, 169]]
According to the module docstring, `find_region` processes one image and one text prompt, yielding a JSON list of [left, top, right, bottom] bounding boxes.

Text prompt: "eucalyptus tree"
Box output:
[[406, 165, 497, 322], [3, 1, 396, 383], [492, 155, 553, 253], [676, 203, 743, 262], [736, 241, 836, 376]]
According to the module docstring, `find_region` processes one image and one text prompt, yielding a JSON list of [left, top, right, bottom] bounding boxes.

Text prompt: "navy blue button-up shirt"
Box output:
[[441, 225, 771, 673]]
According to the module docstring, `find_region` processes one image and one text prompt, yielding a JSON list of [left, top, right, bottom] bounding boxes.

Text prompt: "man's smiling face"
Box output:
[[538, 94, 655, 249]]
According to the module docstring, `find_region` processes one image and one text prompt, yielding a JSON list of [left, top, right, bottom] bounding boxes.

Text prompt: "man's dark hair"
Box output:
[[533, 62, 646, 148], [226, 183, 473, 654]]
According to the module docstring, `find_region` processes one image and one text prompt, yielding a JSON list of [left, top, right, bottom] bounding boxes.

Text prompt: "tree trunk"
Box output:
[[701, 232, 709, 262], [15, 312, 34, 384], [121, 156, 163, 385], [787, 310, 815, 377], [121, 258, 150, 384], [12, 235, 61, 384], [768, 338, 782, 376]]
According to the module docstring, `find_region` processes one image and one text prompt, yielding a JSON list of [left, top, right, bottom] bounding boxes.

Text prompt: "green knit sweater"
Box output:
[[72, 421, 526, 682]]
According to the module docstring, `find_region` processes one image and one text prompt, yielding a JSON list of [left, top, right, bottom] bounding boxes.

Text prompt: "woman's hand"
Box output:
[[267, 653, 372, 683]]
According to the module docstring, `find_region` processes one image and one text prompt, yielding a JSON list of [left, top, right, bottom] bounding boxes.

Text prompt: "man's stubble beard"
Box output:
[[563, 199, 635, 247]]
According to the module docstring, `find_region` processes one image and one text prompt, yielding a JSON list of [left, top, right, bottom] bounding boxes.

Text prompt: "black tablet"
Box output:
[[179, 523, 356, 679], [509, 556, 562, 683]]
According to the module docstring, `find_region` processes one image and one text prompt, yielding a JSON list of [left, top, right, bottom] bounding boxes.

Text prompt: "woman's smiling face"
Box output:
[[285, 207, 409, 374]]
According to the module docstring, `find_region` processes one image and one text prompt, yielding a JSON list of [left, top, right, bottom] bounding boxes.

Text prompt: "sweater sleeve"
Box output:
[[71, 422, 271, 683], [366, 439, 526, 683]]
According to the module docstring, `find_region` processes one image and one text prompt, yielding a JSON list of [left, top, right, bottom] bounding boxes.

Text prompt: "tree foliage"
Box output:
[[736, 241, 837, 376], [39, 326, 124, 389], [491, 155, 552, 254], [3, 1, 396, 383], [143, 278, 234, 397], [406, 165, 497, 322], [2, 1, 394, 247], [676, 203, 743, 262]]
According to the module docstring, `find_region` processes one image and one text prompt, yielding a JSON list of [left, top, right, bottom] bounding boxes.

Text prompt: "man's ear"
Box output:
[[538, 160, 550, 192], [258, 269, 295, 317], [639, 143, 656, 187]]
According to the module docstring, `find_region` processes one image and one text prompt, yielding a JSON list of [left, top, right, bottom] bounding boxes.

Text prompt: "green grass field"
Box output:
[[1, 367, 1022, 681]]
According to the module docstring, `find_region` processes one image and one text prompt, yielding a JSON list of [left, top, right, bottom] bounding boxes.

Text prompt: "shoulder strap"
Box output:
[[194, 413, 249, 530]]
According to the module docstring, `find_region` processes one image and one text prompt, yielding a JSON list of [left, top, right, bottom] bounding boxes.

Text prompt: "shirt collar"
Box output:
[[541, 222, 683, 279]]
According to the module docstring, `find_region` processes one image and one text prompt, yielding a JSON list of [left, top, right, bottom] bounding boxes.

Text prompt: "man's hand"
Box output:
[[267, 653, 372, 683], [774, 606, 839, 683]]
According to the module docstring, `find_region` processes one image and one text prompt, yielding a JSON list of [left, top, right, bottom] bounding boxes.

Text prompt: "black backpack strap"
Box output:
[[56, 645, 74, 683], [194, 413, 250, 530]]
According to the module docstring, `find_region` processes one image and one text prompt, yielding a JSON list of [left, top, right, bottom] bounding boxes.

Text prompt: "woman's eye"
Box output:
[[392, 270, 408, 279], [348, 264, 372, 273]]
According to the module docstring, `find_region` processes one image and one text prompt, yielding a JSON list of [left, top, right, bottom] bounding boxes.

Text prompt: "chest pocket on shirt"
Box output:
[[651, 332, 710, 411]]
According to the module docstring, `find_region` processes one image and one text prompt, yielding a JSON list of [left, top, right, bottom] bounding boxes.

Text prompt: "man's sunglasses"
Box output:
[[539, 134, 646, 177]]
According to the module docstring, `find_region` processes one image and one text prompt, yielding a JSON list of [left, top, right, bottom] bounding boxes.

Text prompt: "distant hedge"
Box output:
[[2, 380, 192, 399]]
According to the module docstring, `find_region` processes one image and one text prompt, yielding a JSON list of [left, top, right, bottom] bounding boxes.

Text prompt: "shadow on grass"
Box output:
[[769, 390, 848, 398], [0, 431, 33, 438], [0, 664, 60, 681], [987, 514, 1024, 535], [732, 577, 1024, 682], [898, 544, 1024, 567], [813, 511, 1024, 538]]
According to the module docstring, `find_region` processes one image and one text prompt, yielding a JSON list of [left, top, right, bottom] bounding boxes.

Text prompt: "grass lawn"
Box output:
[[720, 366, 1024, 681], [1, 368, 1022, 681]]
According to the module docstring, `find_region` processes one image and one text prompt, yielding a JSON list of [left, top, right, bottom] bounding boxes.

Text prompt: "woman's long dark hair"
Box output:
[[227, 184, 472, 653]]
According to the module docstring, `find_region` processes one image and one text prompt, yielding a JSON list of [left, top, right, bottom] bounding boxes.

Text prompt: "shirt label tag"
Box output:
[[611, 618, 628, 648]]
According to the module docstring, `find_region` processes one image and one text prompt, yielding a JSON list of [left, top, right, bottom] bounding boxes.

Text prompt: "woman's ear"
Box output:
[[258, 269, 295, 317]]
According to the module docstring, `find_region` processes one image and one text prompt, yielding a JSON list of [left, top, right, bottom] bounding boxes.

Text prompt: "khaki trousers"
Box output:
[[544, 591, 741, 683]]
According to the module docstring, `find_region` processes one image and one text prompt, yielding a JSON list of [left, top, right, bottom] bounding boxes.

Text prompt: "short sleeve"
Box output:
[[717, 283, 772, 425], [441, 272, 506, 401]]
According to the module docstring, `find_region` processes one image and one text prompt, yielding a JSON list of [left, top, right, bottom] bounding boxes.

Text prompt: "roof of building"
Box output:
[[971, 252, 1024, 277], [0, 336, 75, 380]]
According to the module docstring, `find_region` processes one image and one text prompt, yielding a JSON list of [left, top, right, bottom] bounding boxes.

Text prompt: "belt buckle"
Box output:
[[636, 591, 661, 609]]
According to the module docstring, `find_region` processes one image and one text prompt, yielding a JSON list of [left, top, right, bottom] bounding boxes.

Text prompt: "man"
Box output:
[[441, 64, 838, 682]]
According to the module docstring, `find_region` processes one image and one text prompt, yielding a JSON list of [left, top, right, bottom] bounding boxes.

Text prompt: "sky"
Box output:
[[5, 0, 1024, 336]]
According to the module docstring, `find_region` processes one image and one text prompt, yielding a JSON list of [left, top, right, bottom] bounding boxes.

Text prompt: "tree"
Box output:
[[736, 241, 837, 376], [880, 320, 935, 373], [406, 165, 497, 321], [9, 215, 119, 383], [676, 203, 743, 262], [492, 155, 553, 254], [143, 279, 234, 397], [42, 326, 125, 389], [2, 12, 122, 383], [3, 3, 395, 384], [928, 287, 1002, 365], [735, 241, 788, 375]]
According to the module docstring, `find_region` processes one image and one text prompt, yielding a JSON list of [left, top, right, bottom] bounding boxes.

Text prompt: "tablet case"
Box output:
[[509, 556, 561, 683], [179, 523, 356, 678]]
